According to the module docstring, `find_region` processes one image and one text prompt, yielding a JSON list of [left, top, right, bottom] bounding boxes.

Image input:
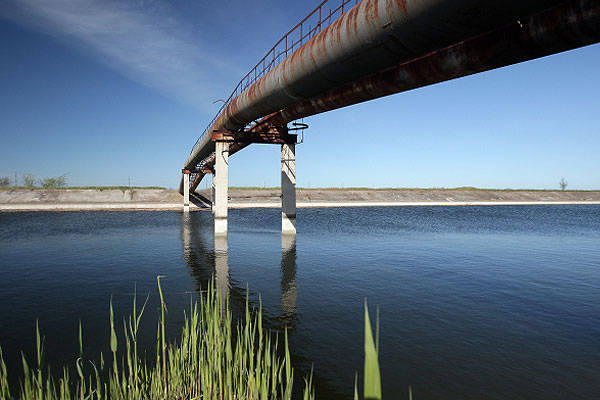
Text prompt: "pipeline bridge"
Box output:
[[180, 0, 600, 235]]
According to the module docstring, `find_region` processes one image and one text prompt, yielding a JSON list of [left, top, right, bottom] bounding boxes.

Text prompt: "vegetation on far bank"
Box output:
[[2, 185, 596, 192], [2, 173, 593, 193], [58, 186, 167, 191], [0, 174, 167, 191], [0, 186, 167, 191], [226, 186, 597, 192]]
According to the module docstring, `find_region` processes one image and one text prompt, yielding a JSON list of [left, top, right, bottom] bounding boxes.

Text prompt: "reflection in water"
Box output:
[[214, 235, 230, 298], [180, 212, 229, 295], [181, 213, 298, 324], [280, 234, 298, 320], [3, 207, 599, 400]]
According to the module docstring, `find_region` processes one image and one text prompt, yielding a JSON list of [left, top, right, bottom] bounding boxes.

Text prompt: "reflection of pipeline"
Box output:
[[180, 213, 230, 297], [281, 235, 297, 315]]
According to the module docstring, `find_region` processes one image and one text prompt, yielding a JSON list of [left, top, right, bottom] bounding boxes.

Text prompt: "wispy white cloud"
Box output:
[[1, 0, 236, 111]]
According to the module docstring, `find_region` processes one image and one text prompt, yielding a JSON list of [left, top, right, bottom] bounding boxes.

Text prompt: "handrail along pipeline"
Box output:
[[190, 0, 359, 155]]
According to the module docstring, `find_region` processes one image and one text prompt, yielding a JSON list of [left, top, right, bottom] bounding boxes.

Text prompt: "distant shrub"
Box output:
[[40, 174, 67, 189], [22, 174, 36, 188], [559, 178, 568, 191], [0, 176, 9, 186]]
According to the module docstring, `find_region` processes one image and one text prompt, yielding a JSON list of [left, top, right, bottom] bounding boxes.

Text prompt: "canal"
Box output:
[[0, 205, 599, 399]]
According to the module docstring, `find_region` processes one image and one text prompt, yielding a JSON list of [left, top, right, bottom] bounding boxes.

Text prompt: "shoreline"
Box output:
[[2, 200, 600, 212], [2, 188, 600, 212]]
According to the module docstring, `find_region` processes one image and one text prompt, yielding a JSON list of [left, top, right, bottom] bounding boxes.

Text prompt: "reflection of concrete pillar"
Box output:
[[281, 234, 297, 315], [214, 141, 229, 235], [182, 170, 190, 212], [281, 143, 296, 234], [214, 235, 229, 299], [181, 212, 191, 256]]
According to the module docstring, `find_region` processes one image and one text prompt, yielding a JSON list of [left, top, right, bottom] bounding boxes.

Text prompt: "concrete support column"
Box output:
[[182, 170, 190, 212], [281, 143, 296, 234], [211, 179, 215, 214], [214, 141, 229, 235]]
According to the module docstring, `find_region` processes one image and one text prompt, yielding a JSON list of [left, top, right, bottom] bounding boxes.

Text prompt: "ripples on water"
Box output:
[[0, 206, 599, 399]]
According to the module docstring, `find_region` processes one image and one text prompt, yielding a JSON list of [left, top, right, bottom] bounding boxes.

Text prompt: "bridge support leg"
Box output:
[[214, 141, 229, 235], [281, 143, 296, 234], [182, 170, 190, 212]]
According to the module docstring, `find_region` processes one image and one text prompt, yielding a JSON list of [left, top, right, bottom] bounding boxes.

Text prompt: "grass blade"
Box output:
[[364, 300, 381, 400]]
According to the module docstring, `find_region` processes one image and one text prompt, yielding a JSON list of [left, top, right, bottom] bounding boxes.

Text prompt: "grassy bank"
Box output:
[[3, 185, 597, 192], [227, 186, 598, 192], [0, 186, 167, 191]]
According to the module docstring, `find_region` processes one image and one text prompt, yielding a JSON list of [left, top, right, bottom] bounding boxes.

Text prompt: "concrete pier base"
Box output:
[[214, 217, 228, 235], [281, 143, 296, 234], [214, 141, 229, 236], [282, 216, 296, 235], [182, 170, 190, 212], [211, 182, 215, 214]]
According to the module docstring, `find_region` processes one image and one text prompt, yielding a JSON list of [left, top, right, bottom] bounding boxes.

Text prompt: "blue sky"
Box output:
[[1, 0, 598, 190]]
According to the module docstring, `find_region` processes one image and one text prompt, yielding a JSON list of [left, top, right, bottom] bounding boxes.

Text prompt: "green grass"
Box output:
[[0, 186, 167, 191], [0, 277, 390, 400], [0, 278, 315, 400], [362, 301, 381, 400], [67, 186, 167, 191], [226, 186, 599, 192], [3, 186, 597, 192], [228, 187, 281, 190]]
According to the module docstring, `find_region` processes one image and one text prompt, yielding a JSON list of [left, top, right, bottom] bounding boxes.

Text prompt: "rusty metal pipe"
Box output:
[[185, 0, 576, 170], [271, 0, 600, 125], [185, 0, 599, 191]]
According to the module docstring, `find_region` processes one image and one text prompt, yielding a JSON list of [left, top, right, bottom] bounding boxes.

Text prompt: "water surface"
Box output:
[[0, 206, 599, 399]]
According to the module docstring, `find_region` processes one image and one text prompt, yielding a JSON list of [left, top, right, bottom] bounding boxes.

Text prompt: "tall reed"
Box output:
[[0, 281, 390, 400], [0, 278, 314, 400]]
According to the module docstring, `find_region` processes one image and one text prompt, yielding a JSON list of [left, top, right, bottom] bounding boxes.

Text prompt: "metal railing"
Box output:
[[190, 0, 360, 156]]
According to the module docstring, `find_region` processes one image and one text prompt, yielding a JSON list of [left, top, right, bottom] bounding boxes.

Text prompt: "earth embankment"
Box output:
[[1, 188, 599, 211]]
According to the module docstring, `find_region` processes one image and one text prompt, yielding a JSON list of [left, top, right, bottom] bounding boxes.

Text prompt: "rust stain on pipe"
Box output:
[[270, 0, 600, 125], [185, 0, 599, 188]]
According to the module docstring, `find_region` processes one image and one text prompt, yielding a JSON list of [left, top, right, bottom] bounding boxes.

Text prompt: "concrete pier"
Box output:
[[281, 143, 296, 234], [214, 141, 229, 235], [182, 170, 190, 212]]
